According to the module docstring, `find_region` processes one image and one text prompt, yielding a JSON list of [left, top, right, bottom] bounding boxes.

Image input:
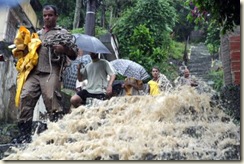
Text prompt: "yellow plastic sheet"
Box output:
[[12, 26, 41, 107]]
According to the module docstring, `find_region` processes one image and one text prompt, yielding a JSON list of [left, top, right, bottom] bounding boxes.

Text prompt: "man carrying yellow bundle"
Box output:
[[12, 4, 78, 144]]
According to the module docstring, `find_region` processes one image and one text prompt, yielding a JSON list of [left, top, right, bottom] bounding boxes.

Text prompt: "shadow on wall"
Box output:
[[0, 42, 18, 123]]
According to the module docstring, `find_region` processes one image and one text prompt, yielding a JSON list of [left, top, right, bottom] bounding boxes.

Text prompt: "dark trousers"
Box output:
[[77, 89, 106, 104]]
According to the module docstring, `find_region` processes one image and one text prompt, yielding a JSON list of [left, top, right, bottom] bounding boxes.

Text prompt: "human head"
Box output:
[[184, 69, 190, 78], [42, 5, 58, 28], [90, 52, 99, 60], [151, 66, 160, 79]]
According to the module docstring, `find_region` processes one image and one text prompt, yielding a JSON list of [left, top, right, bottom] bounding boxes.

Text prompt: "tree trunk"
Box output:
[[100, 4, 105, 28], [84, 0, 96, 36], [109, 7, 113, 30], [73, 0, 82, 29]]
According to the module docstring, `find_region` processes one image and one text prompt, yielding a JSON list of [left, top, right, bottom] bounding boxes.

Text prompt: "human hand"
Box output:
[[52, 44, 66, 54], [190, 80, 198, 87], [106, 85, 113, 96], [77, 63, 83, 70]]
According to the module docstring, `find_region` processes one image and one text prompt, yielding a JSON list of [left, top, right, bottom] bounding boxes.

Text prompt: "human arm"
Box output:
[[104, 61, 116, 95], [190, 80, 198, 87], [147, 84, 150, 94], [136, 80, 143, 90], [77, 63, 85, 82], [51, 31, 78, 60], [52, 44, 77, 60], [124, 79, 143, 90], [106, 74, 116, 96]]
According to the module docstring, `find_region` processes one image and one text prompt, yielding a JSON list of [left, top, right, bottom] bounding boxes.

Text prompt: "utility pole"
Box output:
[[84, 0, 96, 36]]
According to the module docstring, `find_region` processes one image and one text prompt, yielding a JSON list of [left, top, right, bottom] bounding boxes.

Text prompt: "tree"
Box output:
[[205, 20, 220, 55], [186, 0, 240, 34], [172, 0, 195, 42], [114, 0, 176, 57], [98, 0, 138, 30], [73, 0, 83, 29], [172, 0, 195, 65], [113, 0, 177, 76]]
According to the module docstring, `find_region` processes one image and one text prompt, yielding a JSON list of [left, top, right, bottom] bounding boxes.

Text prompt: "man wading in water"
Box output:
[[70, 52, 116, 108], [12, 4, 78, 144]]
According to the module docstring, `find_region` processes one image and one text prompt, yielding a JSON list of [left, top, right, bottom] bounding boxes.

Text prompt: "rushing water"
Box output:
[[3, 85, 240, 160]]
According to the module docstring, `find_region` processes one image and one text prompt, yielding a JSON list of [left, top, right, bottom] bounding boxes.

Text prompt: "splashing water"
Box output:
[[3, 86, 240, 160]]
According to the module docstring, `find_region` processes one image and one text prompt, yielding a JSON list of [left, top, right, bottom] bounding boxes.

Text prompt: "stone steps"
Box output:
[[188, 43, 212, 82]]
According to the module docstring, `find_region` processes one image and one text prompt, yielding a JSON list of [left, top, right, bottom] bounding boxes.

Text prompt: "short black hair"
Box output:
[[43, 4, 58, 16], [90, 52, 98, 55], [152, 66, 160, 71]]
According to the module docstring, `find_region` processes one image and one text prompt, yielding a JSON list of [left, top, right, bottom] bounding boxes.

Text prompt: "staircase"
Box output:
[[187, 43, 212, 82]]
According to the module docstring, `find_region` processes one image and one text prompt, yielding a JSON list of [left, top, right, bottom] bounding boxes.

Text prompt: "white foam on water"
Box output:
[[3, 86, 240, 160]]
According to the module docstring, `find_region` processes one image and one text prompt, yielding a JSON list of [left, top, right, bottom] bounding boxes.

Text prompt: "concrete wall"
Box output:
[[0, 57, 46, 123], [0, 0, 42, 123], [0, 6, 10, 41], [0, 1, 40, 42], [19, 0, 40, 29], [0, 57, 18, 123]]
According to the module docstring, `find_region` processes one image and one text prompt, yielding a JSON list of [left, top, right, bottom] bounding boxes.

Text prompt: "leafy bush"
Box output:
[[208, 69, 223, 91], [71, 28, 84, 34], [205, 22, 220, 54], [169, 41, 185, 60], [114, 0, 176, 58], [128, 25, 163, 70]]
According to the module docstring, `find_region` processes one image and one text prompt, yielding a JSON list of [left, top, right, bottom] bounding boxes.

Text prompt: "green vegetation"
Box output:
[[38, 0, 77, 29], [185, 0, 239, 34], [205, 22, 220, 55], [169, 41, 185, 60], [113, 0, 178, 80], [71, 26, 108, 37], [36, 0, 238, 84], [208, 69, 224, 92]]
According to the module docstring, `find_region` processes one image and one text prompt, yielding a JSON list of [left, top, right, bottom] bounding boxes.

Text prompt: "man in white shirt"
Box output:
[[70, 52, 116, 108]]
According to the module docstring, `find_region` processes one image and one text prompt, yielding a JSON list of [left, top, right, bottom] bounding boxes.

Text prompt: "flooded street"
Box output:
[[0, 0, 240, 161], [2, 85, 240, 160]]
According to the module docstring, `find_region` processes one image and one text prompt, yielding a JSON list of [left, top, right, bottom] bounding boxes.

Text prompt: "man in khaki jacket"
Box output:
[[13, 4, 77, 144]]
